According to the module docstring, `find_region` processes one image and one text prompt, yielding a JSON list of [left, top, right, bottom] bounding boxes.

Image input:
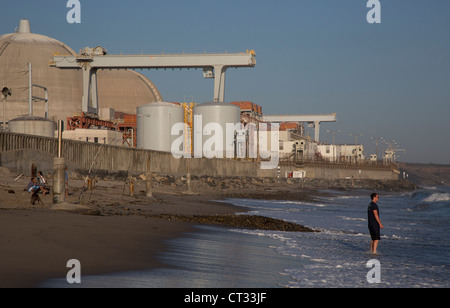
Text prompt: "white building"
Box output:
[[316, 144, 341, 162], [63, 129, 124, 146], [279, 137, 318, 161], [339, 144, 365, 162]]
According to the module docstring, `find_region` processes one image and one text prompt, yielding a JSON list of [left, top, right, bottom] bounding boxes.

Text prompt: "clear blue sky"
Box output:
[[2, 0, 450, 164]]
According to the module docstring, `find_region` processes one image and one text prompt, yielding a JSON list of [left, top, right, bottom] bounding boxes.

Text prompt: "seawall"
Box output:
[[1, 132, 400, 182]]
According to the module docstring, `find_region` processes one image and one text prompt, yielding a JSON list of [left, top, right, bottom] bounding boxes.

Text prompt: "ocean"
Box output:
[[41, 186, 450, 288]]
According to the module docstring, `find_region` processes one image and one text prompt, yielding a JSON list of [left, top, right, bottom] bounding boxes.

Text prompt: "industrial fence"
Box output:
[[0, 131, 274, 178], [0, 132, 398, 180], [0, 132, 60, 156], [0, 131, 146, 172], [279, 158, 399, 172]]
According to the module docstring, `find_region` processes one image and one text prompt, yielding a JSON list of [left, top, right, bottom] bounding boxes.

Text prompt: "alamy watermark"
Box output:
[[66, 259, 81, 284], [64, 258, 381, 285], [366, 259, 381, 284], [170, 116, 280, 170], [66, 0, 81, 24], [367, 0, 382, 24], [67, 1, 380, 25]]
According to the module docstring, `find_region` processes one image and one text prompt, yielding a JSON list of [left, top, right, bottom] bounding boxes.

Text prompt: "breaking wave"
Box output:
[[423, 192, 450, 203]]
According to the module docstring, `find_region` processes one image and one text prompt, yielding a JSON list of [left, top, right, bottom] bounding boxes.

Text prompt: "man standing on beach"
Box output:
[[368, 193, 384, 254]]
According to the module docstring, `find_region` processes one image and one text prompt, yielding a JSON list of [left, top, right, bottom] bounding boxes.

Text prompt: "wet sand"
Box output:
[[0, 168, 316, 288], [1, 167, 410, 288]]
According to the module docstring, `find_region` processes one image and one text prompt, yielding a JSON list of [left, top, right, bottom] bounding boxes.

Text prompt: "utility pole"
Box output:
[[350, 133, 363, 146], [350, 133, 363, 163], [327, 129, 341, 145], [1, 86, 12, 130], [371, 136, 384, 164]]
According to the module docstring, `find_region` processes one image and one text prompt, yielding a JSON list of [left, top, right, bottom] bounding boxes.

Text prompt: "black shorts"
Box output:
[[369, 224, 380, 241]]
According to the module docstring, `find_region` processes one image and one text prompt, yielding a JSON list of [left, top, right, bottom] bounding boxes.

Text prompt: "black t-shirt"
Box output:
[[368, 201, 380, 227]]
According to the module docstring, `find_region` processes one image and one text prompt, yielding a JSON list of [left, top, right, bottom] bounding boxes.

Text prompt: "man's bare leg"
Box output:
[[371, 240, 379, 254]]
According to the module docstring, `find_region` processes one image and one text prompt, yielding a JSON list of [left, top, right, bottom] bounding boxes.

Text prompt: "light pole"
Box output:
[[370, 136, 384, 164], [326, 129, 341, 145], [1, 87, 12, 130], [349, 133, 363, 163], [350, 133, 363, 145], [381, 139, 398, 164]]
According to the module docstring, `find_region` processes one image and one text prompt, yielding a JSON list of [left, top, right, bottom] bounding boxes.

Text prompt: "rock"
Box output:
[[139, 174, 147, 181], [147, 213, 317, 232]]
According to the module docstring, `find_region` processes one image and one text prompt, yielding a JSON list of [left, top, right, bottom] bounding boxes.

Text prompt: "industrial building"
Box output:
[[0, 19, 332, 158], [0, 19, 162, 141], [0, 19, 400, 181]]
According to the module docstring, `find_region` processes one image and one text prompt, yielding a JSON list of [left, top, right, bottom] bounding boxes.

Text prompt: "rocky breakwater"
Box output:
[[147, 213, 317, 233]]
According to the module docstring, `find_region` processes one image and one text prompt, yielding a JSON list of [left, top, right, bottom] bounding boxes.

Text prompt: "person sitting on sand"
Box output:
[[27, 177, 41, 205], [37, 171, 49, 196]]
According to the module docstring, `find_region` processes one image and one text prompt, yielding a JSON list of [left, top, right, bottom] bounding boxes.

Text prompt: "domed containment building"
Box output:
[[0, 19, 162, 126]]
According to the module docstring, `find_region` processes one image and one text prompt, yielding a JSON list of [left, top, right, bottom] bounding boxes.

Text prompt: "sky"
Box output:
[[1, 0, 450, 164]]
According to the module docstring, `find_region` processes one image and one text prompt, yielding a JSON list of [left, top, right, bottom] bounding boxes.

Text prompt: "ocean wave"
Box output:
[[227, 198, 326, 208], [337, 216, 366, 222], [423, 192, 450, 203], [270, 200, 327, 207], [336, 195, 363, 199]]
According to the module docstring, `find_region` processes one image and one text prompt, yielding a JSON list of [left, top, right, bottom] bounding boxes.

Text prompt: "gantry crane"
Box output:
[[50, 47, 256, 116], [263, 113, 337, 143]]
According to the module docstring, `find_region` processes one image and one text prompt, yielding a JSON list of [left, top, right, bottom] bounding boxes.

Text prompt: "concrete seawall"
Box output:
[[0, 132, 399, 181]]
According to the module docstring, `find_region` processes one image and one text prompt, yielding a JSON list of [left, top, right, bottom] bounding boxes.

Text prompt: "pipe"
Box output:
[[2, 97, 5, 130], [29, 63, 33, 116], [58, 120, 63, 158]]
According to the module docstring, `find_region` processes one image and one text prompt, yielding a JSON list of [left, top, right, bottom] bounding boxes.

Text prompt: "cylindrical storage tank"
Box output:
[[193, 102, 241, 158], [137, 102, 184, 152], [8, 116, 56, 138]]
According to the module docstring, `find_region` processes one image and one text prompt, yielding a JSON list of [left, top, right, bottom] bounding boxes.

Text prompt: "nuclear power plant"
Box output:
[[0, 19, 401, 182], [0, 20, 161, 126]]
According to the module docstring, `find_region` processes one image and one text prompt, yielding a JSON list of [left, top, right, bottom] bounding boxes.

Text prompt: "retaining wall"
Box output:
[[0, 132, 398, 180]]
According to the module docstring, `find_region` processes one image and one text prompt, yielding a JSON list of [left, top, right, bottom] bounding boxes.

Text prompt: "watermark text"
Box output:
[[366, 259, 381, 284], [171, 117, 280, 170], [66, 259, 81, 284], [66, 0, 81, 24], [367, 0, 381, 24]]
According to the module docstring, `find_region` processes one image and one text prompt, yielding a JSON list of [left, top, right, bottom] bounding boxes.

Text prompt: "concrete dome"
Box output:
[[97, 70, 162, 115], [0, 19, 162, 125], [0, 20, 82, 123]]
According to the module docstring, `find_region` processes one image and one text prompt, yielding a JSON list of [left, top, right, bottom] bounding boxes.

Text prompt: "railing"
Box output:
[[0, 131, 148, 172], [0, 132, 268, 178], [279, 155, 399, 171], [1, 132, 399, 180], [0, 132, 57, 154]]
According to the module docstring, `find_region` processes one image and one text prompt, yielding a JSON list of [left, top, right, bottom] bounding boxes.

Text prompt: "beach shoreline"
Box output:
[[0, 167, 415, 288]]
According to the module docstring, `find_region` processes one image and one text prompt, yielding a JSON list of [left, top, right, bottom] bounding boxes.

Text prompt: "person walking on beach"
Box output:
[[368, 193, 384, 254]]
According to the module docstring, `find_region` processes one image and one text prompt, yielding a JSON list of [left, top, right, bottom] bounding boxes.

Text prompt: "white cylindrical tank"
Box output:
[[8, 116, 56, 138], [193, 102, 241, 158], [137, 102, 184, 152]]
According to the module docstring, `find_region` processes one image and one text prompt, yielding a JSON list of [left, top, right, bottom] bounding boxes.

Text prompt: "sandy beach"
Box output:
[[0, 165, 416, 288], [0, 167, 319, 288]]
